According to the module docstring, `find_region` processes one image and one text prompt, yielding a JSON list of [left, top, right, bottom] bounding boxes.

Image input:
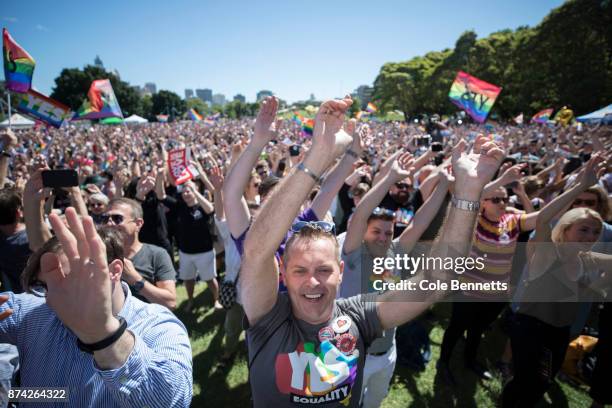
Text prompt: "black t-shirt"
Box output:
[[379, 189, 423, 237], [0, 228, 30, 293], [136, 192, 172, 253], [163, 196, 214, 254]]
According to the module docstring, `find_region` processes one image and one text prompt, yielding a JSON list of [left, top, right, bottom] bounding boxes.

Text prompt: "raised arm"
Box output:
[[0, 130, 17, 188], [209, 166, 225, 219], [482, 163, 525, 195], [187, 181, 214, 214], [22, 169, 53, 251], [310, 119, 364, 219], [241, 98, 352, 325], [376, 136, 505, 329], [397, 172, 450, 253], [532, 153, 606, 243], [343, 152, 415, 255], [223, 96, 281, 237]]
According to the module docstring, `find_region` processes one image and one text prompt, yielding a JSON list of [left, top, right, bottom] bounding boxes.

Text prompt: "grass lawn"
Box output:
[[175, 283, 593, 407]]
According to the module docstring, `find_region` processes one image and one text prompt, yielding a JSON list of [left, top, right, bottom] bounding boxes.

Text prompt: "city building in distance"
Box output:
[[212, 93, 226, 106], [185, 89, 194, 99], [233, 94, 246, 103], [196, 88, 213, 104]]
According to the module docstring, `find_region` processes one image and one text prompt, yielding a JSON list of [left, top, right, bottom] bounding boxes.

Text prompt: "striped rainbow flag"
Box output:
[[3, 28, 35, 93], [366, 102, 378, 113], [188, 108, 203, 121], [531, 108, 553, 124], [302, 118, 314, 136]]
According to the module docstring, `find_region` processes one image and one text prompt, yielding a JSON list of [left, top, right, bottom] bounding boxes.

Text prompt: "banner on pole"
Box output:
[[15, 89, 72, 128]]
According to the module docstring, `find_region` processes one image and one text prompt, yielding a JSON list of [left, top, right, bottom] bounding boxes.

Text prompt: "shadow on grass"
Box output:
[[175, 284, 252, 407]]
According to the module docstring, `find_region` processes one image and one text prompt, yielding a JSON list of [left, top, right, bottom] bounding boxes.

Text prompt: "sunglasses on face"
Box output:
[[573, 199, 597, 207], [291, 221, 336, 236], [395, 183, 410, 190], [372, 207, 396, 218], [485, 197, 508, 204], [100, 214, 130, 225]]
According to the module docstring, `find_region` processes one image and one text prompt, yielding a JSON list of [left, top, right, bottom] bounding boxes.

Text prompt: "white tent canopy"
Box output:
[[0, 113, 35, 129], [576, 104, 612, 125], [124, 114, 148, 124]]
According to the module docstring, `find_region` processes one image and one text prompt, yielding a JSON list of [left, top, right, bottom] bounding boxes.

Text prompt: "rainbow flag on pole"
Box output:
[[448, 71, 502, 123], [2, 28, 35, 93], [366, 102, 378, 113], [187, 108, 203, 121], [531, 108, 553, 124], [73, 79, 123, 120], [302, 118, 314, 136]]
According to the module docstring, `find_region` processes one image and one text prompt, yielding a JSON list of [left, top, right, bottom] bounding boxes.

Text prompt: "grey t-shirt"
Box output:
[[341, 239, 405, 354], [129, 243, 176, 301], [247, 293, 382, 407]]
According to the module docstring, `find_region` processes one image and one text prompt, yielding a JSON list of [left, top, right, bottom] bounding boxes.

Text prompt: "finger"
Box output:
[[83, 215, 108, 271], [65, 207, 91, 263], [452, 139, 467, 164], [346, 119, 357, 136], [0, 309, 12, 321], [473, 135, 487, 154], [48, 212, 79, 260], [39, 252, 65, 286]]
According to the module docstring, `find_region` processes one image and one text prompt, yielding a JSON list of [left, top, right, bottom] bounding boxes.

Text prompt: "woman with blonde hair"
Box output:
[[502, 155, 612, 407]]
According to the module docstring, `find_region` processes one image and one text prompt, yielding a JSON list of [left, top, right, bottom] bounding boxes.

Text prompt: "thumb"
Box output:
[[346, 119, 357, 136]]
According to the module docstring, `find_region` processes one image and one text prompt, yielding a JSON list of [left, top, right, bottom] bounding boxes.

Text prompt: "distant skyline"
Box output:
[[3, 0, 564, 103]]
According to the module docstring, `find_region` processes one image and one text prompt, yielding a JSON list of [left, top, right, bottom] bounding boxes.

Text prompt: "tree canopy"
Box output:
[[373, 0, 612, 120]]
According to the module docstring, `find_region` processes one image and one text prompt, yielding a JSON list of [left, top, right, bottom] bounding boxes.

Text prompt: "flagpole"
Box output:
[[7, 92, 12, 129]]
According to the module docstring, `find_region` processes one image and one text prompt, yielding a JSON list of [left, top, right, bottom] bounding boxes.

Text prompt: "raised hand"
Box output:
[[208, 166, 224, 190], [253, 96, 280, 146], [0, 129, 17, 149], [352, 123, 373, 156], [43, 208, 121, 343], [578, 152, 606, 188], [135, 171, 156, 199], [389, 152, 415, 182], [500, 163, 526, 184], [311, 97, 353, 161], [24, 168, 51, 203], [452, 136, 505, 199]]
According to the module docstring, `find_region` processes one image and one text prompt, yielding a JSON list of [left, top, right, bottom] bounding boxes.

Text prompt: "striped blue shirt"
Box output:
[[0, 283, 192, 407]]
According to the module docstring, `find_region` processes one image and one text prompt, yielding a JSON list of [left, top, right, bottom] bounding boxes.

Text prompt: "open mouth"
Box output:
[[303, 294, 323, 302]]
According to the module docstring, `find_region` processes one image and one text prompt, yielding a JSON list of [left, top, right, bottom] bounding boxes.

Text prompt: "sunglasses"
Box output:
[[291, 221, 336, 236], [573, 199, 597, 207], [395, 183, 410, 190], [485, 197, 508, 204], [100, 214, 132, 225], [372, 207, 396, 218]]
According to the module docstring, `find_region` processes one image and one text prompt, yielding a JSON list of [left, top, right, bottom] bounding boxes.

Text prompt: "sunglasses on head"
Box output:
[[291, 221, 336, 236], [485, 197, 508, 204], [573, 199, 597, 207], [100, 214, 128, 225], [372, 207, 396, 218]]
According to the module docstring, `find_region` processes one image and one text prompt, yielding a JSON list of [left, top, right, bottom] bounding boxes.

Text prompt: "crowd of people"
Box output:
[[0, 95, 610, 407]]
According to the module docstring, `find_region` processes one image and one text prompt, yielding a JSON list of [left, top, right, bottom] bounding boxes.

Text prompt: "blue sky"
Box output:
[[3, 0, 564, 103]]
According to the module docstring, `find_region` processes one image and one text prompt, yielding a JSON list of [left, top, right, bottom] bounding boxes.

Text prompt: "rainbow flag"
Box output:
[[16, 88, 73, 128], [366, 102, 378, 113], [448, 71, 502, 123], [293, 112, 304, 125], [302, 118, 314, 136], [532, 108, 553, 124], [187, 108, 203, 121], [156, 114, 169, 123], [73, 79, 123, 120], [2, 28, 35, 93]]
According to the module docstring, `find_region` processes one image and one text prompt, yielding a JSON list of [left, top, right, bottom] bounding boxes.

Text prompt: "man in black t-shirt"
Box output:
[[161, 181, 221, 312]]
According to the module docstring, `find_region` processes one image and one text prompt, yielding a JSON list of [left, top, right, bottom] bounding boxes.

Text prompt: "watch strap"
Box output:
[[296, 163, 322, 184], [451, 196, 480, 212]]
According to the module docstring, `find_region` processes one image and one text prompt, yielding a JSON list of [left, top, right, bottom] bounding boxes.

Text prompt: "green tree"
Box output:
[[152, 90, 185, 120], [185, 98, 209, 116], [51, 65, 141, 116]]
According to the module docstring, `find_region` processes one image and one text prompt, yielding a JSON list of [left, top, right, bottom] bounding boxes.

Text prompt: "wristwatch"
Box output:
[[451, 196, 480, 212], [296, 162, 323, 184], [131, 279, 145, 293]]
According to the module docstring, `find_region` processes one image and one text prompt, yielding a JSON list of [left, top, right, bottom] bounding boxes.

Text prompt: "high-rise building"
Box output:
[[196, 88, 213, 104], [185, 89, 194, 99], [94, 55, 104, 68], [233, 94, 246, 103], [212, 93, 226, 106], [353, 85, 373, 109], [256, 90, 273, 102], [144, 82, 157, 94]]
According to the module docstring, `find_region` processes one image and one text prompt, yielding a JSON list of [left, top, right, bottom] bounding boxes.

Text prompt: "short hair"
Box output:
[[350, 183, 370, 198], [108, 197, 143, 220], [551, 207, 603, 244], [258, 175, 280, 198], [283, 225, 340, 267], [22, 227, 125, 293], [0, 188, 22, 225], [523, 176, 544, 197], [579, 185, 610, 222]]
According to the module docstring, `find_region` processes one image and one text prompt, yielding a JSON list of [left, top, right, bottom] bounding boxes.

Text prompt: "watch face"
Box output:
[[133, 280, 145, 292]]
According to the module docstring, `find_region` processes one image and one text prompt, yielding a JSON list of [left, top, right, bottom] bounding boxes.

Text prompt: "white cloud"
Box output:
[[35, 24, 49, 32]]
